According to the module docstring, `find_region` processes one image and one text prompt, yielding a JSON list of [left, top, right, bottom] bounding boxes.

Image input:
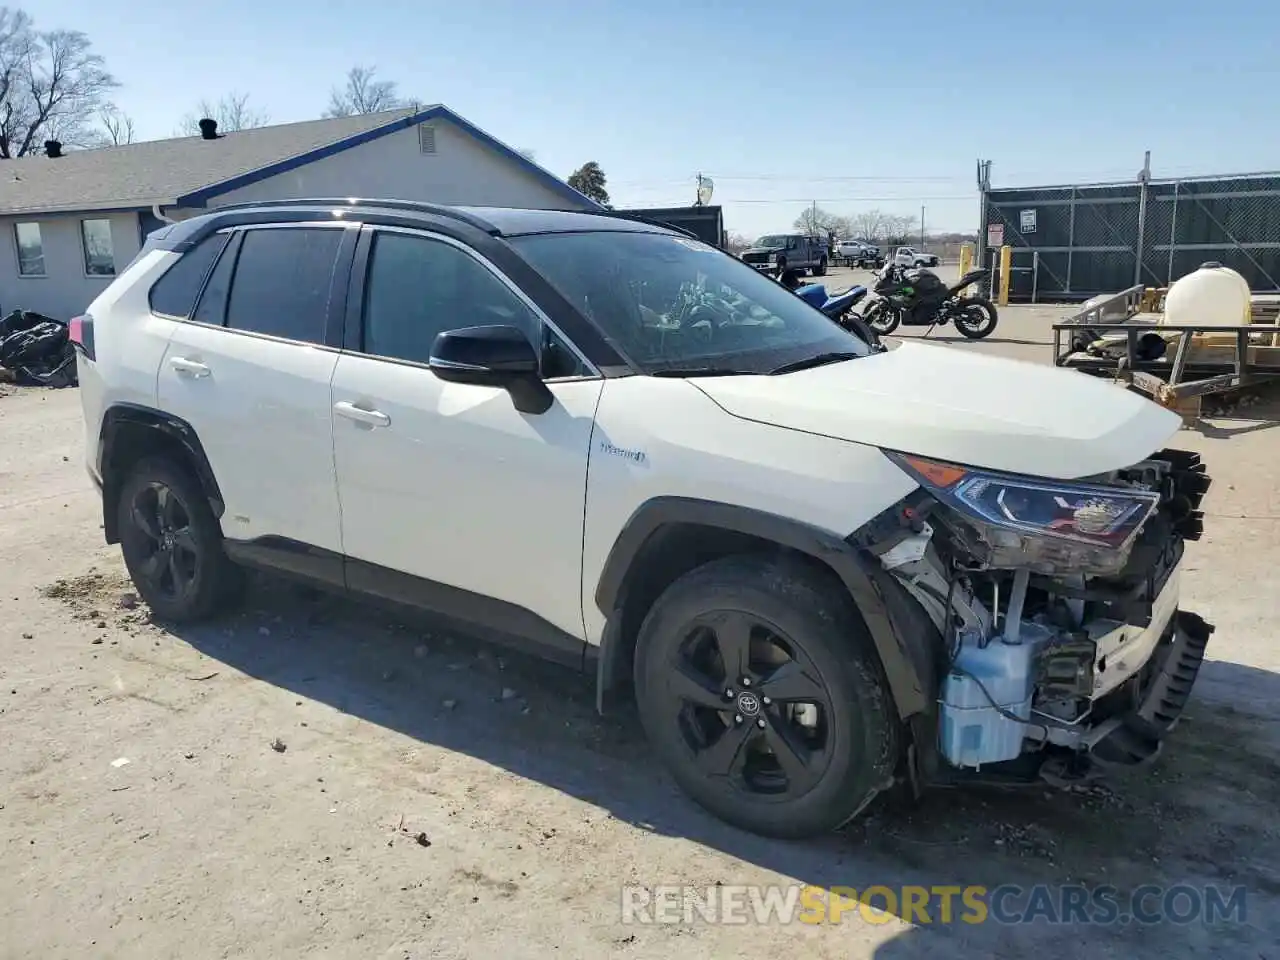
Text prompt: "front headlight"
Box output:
[[767, 254, 778, 264], [888, 453, 1161, 574]]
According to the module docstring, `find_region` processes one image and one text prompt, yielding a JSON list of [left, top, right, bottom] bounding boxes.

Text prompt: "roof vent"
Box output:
[[198, 118, 219, 140], [418, 123, 436, 155], [44, 140, 63, 158]]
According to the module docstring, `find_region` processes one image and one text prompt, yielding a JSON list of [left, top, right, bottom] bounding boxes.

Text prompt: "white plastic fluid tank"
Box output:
[[1162, 261, 1252, 328], [938, 623, 1054, 769]]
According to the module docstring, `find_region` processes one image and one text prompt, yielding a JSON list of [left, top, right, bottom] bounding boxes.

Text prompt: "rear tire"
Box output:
[[634, 555, 899, 839], [954, 297, 999, 340], [117, 456, 244, 623], [812, 258, 828, 277]]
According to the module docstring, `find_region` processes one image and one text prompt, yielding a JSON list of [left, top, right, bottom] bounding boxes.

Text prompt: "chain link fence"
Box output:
[[980, 172, 1280, 301]]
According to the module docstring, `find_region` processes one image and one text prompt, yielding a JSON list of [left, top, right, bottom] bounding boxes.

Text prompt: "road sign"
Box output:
[[987, 224, 1004, 248]]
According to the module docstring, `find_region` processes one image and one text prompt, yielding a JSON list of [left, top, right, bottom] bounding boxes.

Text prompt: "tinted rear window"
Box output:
[[223, 227, 343, 343], [148, 233, 230, 318]]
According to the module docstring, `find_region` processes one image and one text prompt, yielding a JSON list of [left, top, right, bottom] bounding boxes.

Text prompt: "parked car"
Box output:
[[71, 199, 1214, 840], [893, 245, 939, 268], [836, 240, 884, 269], [740, 233, 828, 276]]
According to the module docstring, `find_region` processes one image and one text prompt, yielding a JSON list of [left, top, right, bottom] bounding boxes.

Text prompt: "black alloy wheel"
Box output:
[[128, 481, 200, 602], [118, 457, 242, 622], [953, 297, 999, 339], [863, 299, 901, 335], [634, 556, 899, 838], [662, 609, 836, 800]]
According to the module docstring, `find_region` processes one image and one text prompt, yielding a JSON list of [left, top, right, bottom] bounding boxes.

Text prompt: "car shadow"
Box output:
[[82, 573, 1280, 957]]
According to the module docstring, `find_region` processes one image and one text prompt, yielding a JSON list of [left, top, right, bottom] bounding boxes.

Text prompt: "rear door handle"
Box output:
[[333, 401, 391, 428], [169, 357, 211, 378]]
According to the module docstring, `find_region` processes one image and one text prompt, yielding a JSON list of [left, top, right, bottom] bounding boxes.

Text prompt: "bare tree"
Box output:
[[845, 209, 918, 244], [177, 91, 269, 135], [883, 214, 917, 245], [725, 231, 753, 255], [792, 205, 842, 235], [0, 9, 118, 158], [847, 209, 892, 241], [323, 65, 405, 118], [90, 104, 134, 145]]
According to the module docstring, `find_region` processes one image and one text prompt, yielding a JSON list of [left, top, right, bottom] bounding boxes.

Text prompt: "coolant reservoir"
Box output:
[[1162, 261, 1251, 328]]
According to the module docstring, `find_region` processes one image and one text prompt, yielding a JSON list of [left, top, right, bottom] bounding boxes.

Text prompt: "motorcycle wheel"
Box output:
[[954, 297, 998, 340], [863, 300, 900, 336]]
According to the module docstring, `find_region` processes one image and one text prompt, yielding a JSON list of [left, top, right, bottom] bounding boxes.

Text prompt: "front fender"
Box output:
[[594, 496, 935, 720]]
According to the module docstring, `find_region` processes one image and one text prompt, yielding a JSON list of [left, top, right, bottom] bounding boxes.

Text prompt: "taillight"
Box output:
[[69, 313, 95, 361]]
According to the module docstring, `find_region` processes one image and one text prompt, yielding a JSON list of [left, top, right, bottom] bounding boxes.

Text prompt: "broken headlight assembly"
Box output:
[[887, 453, 1161, 576]]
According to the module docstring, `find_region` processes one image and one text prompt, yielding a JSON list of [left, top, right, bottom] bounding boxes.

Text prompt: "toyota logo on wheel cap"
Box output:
[[736, 692, 761, 717]]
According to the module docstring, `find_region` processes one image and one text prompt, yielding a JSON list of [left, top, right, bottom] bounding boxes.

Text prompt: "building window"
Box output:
[[81, 218, 116, 276], [15, 222, 45, 277]]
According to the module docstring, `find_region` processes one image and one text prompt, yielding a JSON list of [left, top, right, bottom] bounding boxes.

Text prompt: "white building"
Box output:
[[0, 106, 599, 319]]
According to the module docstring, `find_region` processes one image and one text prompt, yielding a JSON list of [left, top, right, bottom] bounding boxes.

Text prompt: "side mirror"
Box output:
[[428, 324, 553, 414]]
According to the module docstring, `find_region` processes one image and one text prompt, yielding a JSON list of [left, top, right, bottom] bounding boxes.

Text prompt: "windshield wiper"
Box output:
[[649, 367, 756, 378], [768, 351, 862, 375]]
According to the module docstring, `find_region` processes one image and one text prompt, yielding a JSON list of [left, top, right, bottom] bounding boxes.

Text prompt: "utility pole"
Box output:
[[920, 204, 926, 250], [1133, 150, 1152, 286], [811, 199, 817, 234]]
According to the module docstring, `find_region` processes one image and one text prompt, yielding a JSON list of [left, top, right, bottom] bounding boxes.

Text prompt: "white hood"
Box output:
[[692, 341, 1182, 479]]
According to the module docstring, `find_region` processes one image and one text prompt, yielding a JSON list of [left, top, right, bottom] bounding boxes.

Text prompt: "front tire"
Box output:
[[117, 456, 243, 622], [954, 297, 998, 339], [863, 299, 901, 335], [634, 555, 899, 839]]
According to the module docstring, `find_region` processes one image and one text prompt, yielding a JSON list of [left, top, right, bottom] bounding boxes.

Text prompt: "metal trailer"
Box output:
[[1052, 284, 1280, 412]]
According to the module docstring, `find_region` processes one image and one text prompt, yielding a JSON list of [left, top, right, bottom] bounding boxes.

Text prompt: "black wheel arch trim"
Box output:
[[594, 496, 933, 719], [98, 403, 224, 543]]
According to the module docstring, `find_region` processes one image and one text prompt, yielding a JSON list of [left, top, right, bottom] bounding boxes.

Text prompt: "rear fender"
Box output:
[[98, 403, 223, 543]]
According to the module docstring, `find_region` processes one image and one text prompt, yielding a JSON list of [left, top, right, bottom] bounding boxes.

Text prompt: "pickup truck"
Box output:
[[740, 234, 829, 276], [893, 246, 940, 268]]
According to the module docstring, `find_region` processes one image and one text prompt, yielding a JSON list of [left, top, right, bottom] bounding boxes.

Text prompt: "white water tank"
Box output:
[[1162, 261, 1252, 328]]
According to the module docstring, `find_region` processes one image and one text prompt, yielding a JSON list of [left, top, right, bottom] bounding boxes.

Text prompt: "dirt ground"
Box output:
[[2, 304, 1279, 959]]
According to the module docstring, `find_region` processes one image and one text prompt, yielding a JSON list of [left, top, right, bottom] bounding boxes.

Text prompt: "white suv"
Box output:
[[72, 199, 1214, 839]]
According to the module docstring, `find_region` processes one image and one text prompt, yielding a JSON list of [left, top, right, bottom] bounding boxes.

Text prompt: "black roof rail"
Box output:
[[206, 197, 499, 233], [587, 209, 702, 241]]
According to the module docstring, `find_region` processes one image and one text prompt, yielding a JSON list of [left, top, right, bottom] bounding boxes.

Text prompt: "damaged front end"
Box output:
[[862, 448, 1214, 786]]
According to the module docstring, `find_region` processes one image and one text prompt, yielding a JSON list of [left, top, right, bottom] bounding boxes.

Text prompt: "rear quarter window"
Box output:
[[148, 233, 231, 319]]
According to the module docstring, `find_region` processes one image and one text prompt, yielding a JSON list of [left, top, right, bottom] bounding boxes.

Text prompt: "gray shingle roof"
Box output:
[[0, 107, 424, 216]]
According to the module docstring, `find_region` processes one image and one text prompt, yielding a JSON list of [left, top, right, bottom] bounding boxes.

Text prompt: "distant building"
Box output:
[[0, 105, 598, 318]]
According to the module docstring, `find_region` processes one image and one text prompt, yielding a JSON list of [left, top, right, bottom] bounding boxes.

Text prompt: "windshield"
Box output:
[[754, 235, 788, 249], [509, 231, 871, 375]]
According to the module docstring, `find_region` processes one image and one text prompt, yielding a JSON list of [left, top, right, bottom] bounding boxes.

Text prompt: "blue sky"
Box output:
[[31, 0, 1280, 237]]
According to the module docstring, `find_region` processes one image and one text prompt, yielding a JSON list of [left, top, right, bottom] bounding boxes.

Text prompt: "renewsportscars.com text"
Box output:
[[620, 883, 1248, 926]]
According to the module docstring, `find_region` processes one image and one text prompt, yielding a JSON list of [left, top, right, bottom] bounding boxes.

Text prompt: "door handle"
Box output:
[[169, 357, 211, 378], [333, 401, 390, 428]]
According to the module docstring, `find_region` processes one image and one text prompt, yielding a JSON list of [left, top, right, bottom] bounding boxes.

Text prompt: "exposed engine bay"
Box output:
[[862, 448, 1214, 778]]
